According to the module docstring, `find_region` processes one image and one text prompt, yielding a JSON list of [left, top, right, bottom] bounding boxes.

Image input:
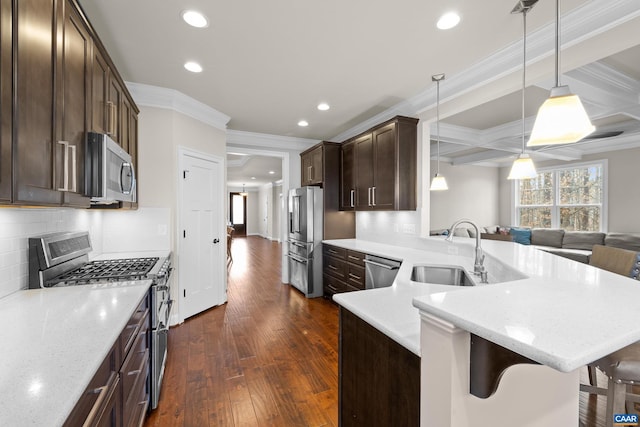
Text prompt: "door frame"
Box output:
[[224, 147, 291, 283], [176, 146, 227, 324], [229, 191, 247, 236]]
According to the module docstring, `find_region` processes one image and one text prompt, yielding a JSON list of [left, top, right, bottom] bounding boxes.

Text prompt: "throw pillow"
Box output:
[[510, 227, 532, 245]]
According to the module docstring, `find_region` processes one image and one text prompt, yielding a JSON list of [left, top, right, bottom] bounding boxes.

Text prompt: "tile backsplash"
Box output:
[[0, 208, 104, 299], [0, 206, 170, 300]]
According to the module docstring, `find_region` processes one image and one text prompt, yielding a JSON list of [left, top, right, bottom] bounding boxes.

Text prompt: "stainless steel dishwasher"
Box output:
[[363, 254, 401, 289]]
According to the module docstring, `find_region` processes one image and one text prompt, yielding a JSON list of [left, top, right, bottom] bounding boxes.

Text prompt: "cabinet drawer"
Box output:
[[120, 296, 149, 363], [324, 256, 347, 280], [346, 250, 365, 266], [346, 264, 365, 290], [323, 244, 346, 259], [324, 274, 347, 296], [64, 343, 118, 427], [121, 311, 149, 404], [123, 347, 149, 427]]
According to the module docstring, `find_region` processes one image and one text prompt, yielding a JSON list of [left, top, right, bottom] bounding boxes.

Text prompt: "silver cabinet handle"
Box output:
[[57, 141, 77, 192], [372, 186, 376, 206], [367, 187, 371, 206], [350, 189, 355, 208]]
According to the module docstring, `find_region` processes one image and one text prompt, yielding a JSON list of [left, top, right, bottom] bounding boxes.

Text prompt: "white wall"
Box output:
[[429, 161, 500, 231], [273, 183, 283, 242], [498, 146, 640, 232], [246, 191, 260, 235], [135, 104, 227, 323]]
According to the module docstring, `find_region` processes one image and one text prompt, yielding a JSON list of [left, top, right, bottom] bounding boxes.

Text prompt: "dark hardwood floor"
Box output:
[[145, 235, 608, 427], [145, 236, 339, 427]]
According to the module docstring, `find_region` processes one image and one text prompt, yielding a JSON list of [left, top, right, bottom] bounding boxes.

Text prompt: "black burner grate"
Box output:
[[49, 257, 159, 286]]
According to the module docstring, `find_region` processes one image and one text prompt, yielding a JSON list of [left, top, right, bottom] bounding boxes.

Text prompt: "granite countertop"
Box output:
[[326, 237, 640, 372], [0, 281, 152, 426]]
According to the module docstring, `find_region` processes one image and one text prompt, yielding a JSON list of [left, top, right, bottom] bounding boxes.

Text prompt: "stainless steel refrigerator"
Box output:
[[287, 186, 323, 298]]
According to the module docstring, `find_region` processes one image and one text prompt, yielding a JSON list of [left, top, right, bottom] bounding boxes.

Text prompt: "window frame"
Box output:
[[511, 159, 608, 232]]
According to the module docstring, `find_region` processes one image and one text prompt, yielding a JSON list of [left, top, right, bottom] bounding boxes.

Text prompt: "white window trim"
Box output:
[[511, 159, 608, 232]]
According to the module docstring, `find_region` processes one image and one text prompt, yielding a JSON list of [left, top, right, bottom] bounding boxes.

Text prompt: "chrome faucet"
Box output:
[[445, 219, 488, 283]]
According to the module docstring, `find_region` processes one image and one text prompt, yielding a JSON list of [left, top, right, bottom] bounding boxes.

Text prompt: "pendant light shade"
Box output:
[[239, 184, 248, 196], [508, 0, 538, 180], [430, 73, 448, 191], [430, 173, 448, 191], [508, 154, 537, 179], [527, 0, 594, 147], [526, 86, 595, 146]]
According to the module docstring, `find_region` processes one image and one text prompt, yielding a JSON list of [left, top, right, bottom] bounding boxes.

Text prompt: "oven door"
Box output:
[[150, 324, 168, 410]]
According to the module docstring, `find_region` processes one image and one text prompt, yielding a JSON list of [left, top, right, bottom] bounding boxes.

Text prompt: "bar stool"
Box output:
[[580, 245, 640, 426]]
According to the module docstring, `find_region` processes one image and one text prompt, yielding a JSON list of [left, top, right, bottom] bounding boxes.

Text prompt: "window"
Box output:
[[514, 162, 605, 231]]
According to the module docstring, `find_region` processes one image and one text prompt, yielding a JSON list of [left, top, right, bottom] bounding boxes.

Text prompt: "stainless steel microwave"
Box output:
[[85, 132, 136, 204]]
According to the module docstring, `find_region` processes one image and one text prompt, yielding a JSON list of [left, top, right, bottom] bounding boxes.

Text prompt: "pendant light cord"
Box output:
[[555, 0, 560, 87], [522, 8, 527, 154], [436, 79, 441, 175]]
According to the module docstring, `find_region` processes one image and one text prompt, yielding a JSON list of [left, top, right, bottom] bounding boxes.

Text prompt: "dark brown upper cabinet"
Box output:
[[1, 0, 138, 208], [351, 116, 418, 211], [0, 0, 11, 203], [301, 144, 323, 186], [339, 141, 355, 211], [299, 141, 355, 239]]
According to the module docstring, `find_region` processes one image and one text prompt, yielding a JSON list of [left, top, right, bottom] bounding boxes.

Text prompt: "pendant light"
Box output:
[[508, 0, 538, 180], [430, 73, 448, 191], [527, 0, 595, 146], [239, 184, 248, 196]]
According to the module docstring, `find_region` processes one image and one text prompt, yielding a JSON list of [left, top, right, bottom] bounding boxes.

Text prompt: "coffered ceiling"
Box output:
[[78, 0, 640, 168]]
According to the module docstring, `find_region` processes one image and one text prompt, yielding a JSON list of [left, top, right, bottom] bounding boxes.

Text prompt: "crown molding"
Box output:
[[226, 129, 319, 152], [227, 155, 251, 168], [125, 82, 231, 131]]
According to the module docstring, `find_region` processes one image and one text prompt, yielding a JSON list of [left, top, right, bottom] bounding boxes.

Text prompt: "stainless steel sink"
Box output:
[[410, 265, 475, 286]]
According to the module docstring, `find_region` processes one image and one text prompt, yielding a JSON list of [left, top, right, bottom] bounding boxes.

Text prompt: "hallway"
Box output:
[[145, 236, 339, 427]]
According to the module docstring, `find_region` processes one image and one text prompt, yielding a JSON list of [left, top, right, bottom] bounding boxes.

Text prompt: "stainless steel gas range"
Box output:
[[28, 231, 173, 410]]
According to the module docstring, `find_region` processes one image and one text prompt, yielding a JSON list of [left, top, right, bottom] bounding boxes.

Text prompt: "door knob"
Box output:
[[213, 238, 220, 244]]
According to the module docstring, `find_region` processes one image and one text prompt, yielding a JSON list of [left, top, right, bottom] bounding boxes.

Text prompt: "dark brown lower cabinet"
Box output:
[[339, 307, 420, 427], [65, 292, 149, 427]]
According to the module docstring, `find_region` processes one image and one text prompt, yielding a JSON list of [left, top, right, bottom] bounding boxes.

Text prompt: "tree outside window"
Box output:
[[515, 163, 604, 231]]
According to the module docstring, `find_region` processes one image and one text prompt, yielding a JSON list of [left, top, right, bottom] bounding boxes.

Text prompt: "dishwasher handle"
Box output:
[[363, 259, 400, 270]]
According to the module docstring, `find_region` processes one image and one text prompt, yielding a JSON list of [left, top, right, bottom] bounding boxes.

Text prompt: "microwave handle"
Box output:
[[120, 162, 135, 195]]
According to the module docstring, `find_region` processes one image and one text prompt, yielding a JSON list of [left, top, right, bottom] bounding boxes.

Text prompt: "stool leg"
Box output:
[[588, 365, 598, 386], [606, 378, 627, 427]]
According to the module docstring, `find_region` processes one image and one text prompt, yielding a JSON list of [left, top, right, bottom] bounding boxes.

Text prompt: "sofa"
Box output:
[[431, 226, 640, 264]]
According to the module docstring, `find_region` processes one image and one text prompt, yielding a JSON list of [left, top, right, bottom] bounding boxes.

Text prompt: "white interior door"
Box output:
[[179, 150, 226, 320]]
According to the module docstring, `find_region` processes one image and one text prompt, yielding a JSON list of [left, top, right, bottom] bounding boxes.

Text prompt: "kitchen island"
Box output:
[[0, 281, 151, 426], [326, 236, 640, 426]]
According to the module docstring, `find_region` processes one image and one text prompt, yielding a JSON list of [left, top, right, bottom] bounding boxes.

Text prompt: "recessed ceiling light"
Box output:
[[181, 10, 209, 28], [317, 103, 330, 111], [251, 176, 256, 180], [437, 12, 460, 30], [269, 171, 275, 174], [298, 120, 309, 127], [184, 61, 203, 73]]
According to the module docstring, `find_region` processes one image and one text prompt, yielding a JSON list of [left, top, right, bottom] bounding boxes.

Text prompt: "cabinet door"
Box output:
[[0, 0, 11, 202], [354, 133, 373, 210], [121, 108, 138, 209], [13, 0, 63, 205], [108, 75, 123, 145], [339, 141, 355, 211], [301, 152, 312, 186], [59, 0, 90, 207], [372, 122, 396, 210], [310, 146, 323, 184], [91, 47, 109, 134]]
